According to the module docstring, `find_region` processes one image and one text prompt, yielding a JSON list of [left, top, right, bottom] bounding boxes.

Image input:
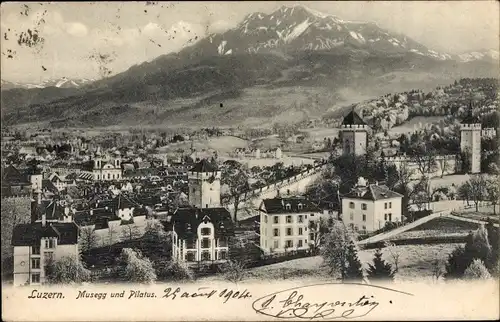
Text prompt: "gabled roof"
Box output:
[[460, 112, 481, 125], [12, 222, 79, 246], [1, 165, 30, 185], [342, 110, 367, 126], [344, 184, 403, 201], [171, 207, 234, 239], [261, 197, 321, 215], [189, 159, 218, 173]]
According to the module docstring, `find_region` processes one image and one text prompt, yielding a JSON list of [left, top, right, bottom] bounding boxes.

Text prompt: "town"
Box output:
[[2, 78, 499, 286]]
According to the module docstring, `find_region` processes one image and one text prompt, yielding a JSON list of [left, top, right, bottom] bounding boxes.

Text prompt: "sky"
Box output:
[[1, 1, 498, 83]]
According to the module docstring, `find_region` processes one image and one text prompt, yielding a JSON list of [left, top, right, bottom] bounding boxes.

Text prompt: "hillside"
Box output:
[[1, 5, 498, 128]]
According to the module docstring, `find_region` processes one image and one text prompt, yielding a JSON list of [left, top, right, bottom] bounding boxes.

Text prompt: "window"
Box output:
[[285, 204, 291, 210], [218, 238, 228, 247], [286, 216, 292, 223], [31, 273, 40, 284], [201, 228, 211, 236], [31, 246, 40, 255], [298, 203, 303, 210], [201, 251, 211, 261], [273, 228, 279, 237], [273, 216, 279, 224], [349, 202, 355, 209], [186, 252, 195, 262], [186, 239, 195, 249], [107, 173, 110, 180], [361, 203, 367, 210], [298, 240, 303, 247], [362, 214, 366, 222], [285, 240, 293, 248], [192, 188, 195, 193], [388, 213, 392, 221], [286, 228, 292, 236], [264, 216, 268, 223], [298, 215, 304, 223], [273, 240, 279, 249], [298, 227, 303, 235], [384, 214, 387, 221], [31, 258, 40, 269], [350, 213, 353, 221], [389, 202, 392, 209], [201, 238, 210, 248], [384, 202, 388, 209], [219, 251, 227, 260]]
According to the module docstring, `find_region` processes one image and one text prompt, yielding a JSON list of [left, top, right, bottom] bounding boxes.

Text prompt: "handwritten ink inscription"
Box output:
[[252, 283, 413, 320]]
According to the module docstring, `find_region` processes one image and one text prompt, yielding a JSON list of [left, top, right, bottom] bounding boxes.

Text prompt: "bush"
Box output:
[[46, 256, 91, 285], [463, 259, 491, 280], [118, 248, 156, 284], [219, 260, 245, 283]]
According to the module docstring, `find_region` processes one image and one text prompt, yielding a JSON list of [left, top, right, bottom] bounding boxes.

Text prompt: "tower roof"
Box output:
[[189, 159, 218, 173], [342, 110, 367, 126]]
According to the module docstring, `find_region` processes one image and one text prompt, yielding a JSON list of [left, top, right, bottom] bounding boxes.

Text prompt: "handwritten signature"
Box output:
[[252, 283, 413, 320]]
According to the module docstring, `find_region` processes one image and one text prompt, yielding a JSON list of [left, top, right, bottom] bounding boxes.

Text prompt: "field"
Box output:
[[200, 243, 462, 283], [388, 116, 447, 135], [390, 217, 479, 241], [301, 127, 340, 141], [157, 135, 249, 156]]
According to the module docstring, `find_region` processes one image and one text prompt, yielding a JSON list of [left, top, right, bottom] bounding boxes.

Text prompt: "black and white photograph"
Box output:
[[1, 1, 499, 321]]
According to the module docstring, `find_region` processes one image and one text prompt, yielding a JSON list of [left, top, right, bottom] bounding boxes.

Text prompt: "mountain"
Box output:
[[0, 77, 95, 90], [457, 49, 499, 63], [179, 5, 451, 60], [1, 5, 498, 128]]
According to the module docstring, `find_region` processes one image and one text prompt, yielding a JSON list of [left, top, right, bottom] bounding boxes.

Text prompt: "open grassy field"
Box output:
[[200, 243, 462, 283], [388, 116, 447, 135], [390, 217, 479, 241]]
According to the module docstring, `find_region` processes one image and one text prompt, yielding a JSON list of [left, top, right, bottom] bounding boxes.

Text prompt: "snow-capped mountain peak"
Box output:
[[0, 77, 96, 90]]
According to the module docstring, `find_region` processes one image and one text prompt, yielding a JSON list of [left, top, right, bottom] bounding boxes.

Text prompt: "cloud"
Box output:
[[66, 22, 88, 37], [208, 20, 236, 33]]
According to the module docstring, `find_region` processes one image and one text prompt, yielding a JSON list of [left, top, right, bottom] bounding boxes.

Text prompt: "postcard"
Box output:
[[1, 1, 499, 321]]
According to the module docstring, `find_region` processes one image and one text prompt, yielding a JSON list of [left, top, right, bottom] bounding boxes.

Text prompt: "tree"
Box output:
[[486, 177, 499, 215], [46, 256, 91, 285], [219, 260, 245, 284], [121, 224, 142, 241], [308, 218, 330, 252], [383, 241, 400, 273], [485, 220, 499, 274], [463, 259, 492, 280], [107, 225, 118, 249], [118, 248, 156, 283], [344, 239, 364, 282], [467, 175, 488, 212], [458, 182, 472, 206], [445, 225, 493, 279], [411, 145, 438, 178], [221, 161, 250, 224], [367, 248, 395, 282], [321, 222, 363, 282], [438, 157, 451, 178], [79, 226, 98, 254]]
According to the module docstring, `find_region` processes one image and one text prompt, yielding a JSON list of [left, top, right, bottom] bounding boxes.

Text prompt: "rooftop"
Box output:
[[344, 184, 403, 201], [12, 222, 79, 246], [342, 110, 367, 126], [189, 159, 218, 173], [261, 197, 321, 214]]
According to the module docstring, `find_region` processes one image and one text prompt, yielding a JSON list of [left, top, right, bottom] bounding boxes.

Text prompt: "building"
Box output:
[[1, 165, 32, 198], [170, 159, 234, 265], [258, 197, 324, 254], [171, 207, 234, 264], [460, 106, 482, 174], [91, 149, 123, 181], [341, 177, 403, 233], [481, 127, 496, 139], [12, 210, 79, 286], [187, 159, 221, 209], [339, 110, 369, 156]]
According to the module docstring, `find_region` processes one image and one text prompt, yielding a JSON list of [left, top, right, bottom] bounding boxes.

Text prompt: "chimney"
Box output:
[[42, 214, 46, 227]]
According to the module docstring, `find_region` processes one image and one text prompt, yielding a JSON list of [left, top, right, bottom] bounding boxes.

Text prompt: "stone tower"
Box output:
[[188, 159, 221, 208], [340, 110, 369, 156], [460, 103, 482, 173]]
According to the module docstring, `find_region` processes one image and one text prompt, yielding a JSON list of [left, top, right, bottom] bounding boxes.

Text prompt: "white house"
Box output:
[[259, 197, 327, 254], [341, 177, 403, 233], [171, 207, 233, 265], [12, 213, 79, 286]]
